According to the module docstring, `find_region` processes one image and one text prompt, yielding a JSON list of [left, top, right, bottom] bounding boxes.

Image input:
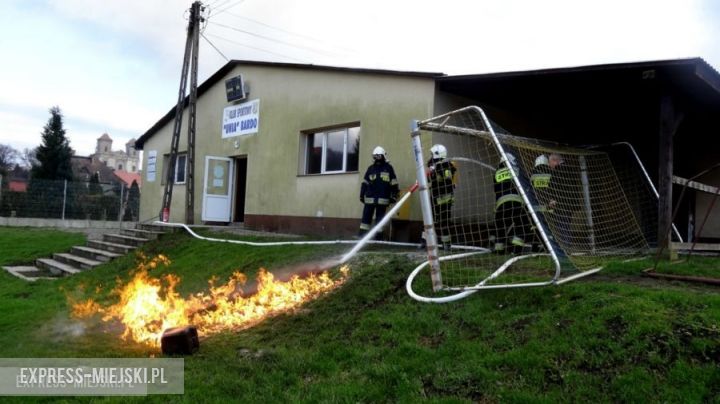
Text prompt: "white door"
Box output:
[[202, 156, 234, 222]]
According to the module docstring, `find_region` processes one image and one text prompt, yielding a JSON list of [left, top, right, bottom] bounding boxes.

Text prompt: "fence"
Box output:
[[0, 175, 140, 222]]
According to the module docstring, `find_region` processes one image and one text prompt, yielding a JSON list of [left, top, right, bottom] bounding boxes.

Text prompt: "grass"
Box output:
[[0, 227, 719, 402], [0, 227, 85, 266]]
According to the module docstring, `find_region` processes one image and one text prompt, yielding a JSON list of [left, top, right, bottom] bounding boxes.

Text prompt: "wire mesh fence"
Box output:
[[0, 175, 140, 222]]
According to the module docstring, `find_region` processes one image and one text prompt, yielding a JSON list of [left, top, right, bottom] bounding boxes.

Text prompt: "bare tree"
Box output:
[[0, 143, 19, 175], [19, 147, 38, 169]]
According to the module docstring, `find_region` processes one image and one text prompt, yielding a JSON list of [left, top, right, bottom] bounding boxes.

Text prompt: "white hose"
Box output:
[[153, 186, 421, 266], [405, 252, 488, 303], [406, 252, 557, 303]]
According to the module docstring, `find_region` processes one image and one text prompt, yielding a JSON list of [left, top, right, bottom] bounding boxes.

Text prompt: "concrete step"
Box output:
[[103, 233, 149, 247], [87, 239, 136, 255], [138, 223, 178, 233], [121, 228, 164, 240], [71, 246, 122, 263], [36, 258, 81, 276], [3, 266, 58, 281], [52, 253, 102, 270]]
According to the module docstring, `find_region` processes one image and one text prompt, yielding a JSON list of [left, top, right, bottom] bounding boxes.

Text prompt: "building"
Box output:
[[113, 170, 142, 189], [136, 58, 720, 242], [94, 133, 140, 173], [71, 155, 117, 184]]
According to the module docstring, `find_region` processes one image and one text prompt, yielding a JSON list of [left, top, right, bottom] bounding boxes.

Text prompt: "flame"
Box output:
[[72, 254, 349, 347]]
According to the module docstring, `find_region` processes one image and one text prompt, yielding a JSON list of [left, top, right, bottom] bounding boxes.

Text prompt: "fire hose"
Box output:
[[154, 182, 421, 266]]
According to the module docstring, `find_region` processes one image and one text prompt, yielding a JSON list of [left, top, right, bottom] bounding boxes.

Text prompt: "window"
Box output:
[[303, 125, 359, 174], [118, 164, 123, 171], [175, 154, 187, 183], [162, 153, 187, 184]]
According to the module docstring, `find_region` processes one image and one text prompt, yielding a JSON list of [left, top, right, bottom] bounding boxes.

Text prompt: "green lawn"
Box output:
[[0, 227, 85, 266], [0, 227, 719, 402]]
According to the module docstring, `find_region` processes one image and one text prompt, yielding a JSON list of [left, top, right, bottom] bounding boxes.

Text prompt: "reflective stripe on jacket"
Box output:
[[427, 158, 456, 206], [360, 160, 399, 205], [494, 162, 522, 211]]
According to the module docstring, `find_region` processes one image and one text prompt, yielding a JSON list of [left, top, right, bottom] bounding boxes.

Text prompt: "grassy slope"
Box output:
[[0, 227, 85, 266], [0, 228, 718, 402]]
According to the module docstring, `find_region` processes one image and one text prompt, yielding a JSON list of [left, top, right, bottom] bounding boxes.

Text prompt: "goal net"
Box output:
[[410, 106, 653, 293]]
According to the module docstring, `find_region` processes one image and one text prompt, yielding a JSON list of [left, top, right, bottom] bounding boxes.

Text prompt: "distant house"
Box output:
[[5, 165, 29, 192], [71, 134, 142, 189], [114, 170, 142, 188], [8, 180, 27, 192], [70, 156, 117, 184]]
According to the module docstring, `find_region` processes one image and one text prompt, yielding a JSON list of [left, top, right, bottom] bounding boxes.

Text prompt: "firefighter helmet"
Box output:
[[534, 154, 549, 167], [430, 144, 447, 159], [505, 152, 517, 168], [372, 146, 387, 161]]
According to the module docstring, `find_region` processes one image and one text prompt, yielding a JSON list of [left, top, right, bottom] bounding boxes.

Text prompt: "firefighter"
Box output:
[[530, 153, 568, 257], [530, 153, 554, 252], [531, 153, 555, 214], [494, 151, 532, 253], [425, 144, 457, 251], [358, 146, 399, 238]]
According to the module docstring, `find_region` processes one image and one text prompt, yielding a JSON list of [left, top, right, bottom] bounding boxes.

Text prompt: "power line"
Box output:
[[208, 21, 339, 57], [206, 0, 233, 9], [203, 32, 306, 62], [213, 0, 246, 16], [221, 10, 352, 51], [201, 33, 230, 62]]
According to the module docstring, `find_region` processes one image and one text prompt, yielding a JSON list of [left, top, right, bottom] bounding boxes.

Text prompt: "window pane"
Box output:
[[325, 130, 344, 172], [346, 127, 360, 172], [306, 133, 322, 174], [176, 155, 186, 183]]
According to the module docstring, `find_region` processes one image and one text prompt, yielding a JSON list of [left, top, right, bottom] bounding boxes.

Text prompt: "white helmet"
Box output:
[[430, 144, 447, 159], [504, 152, 517, 168], [372, 146, 387, 160], [534, 154, 549, 167]]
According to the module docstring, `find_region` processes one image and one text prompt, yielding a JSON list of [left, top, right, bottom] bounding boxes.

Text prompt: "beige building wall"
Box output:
[[140, 64, 437, 229]]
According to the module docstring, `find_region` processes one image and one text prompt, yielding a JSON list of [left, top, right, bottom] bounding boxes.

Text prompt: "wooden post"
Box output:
[[657, 95, 682, 257]]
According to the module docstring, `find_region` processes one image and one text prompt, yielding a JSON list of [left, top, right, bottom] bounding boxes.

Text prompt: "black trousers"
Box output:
[[433, 202, 453, 244], [360, 203, 388, 235], [494, 201, 531, 253]]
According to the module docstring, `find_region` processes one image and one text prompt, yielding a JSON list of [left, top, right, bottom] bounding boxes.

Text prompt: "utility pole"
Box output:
[[161, 1, 203, 224]]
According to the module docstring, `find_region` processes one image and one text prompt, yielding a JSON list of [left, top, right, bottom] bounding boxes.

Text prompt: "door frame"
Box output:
[[201, 155, 234, 222]]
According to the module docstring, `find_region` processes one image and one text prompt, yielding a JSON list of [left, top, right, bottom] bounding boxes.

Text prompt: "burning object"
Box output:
[[161, 326, 199, 355], [71, 254, 349, 348]]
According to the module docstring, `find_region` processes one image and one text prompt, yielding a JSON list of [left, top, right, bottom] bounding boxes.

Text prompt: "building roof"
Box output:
[[70, 156, 116, 183], [435, 57, 720, 175], [114, 170, 142, 188], [126, 138, 136, 146], [136, 60, 445, 149], [437, 57, 720, 110], [98, 133, 112, 141], [8, 180, 27, 192]]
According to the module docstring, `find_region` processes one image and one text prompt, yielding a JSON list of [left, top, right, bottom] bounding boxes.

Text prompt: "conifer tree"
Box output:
[[31, 106, 73, 180]]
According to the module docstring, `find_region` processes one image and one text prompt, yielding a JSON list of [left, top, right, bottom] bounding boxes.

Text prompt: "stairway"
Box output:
[[3, 224, 168, 282]]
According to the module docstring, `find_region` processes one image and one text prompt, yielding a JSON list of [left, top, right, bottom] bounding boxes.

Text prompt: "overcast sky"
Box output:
[[1, 0, 718, 159]]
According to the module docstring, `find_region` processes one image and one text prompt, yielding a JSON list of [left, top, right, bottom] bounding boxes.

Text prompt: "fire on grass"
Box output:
[[71, 254, 350, 347]]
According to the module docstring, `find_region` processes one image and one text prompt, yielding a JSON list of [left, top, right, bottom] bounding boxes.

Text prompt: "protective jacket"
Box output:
[[427, 158, 456, 205], [360, 161, 399, 205], [494, 162, 523, 210], [531, 162, 554, 213]]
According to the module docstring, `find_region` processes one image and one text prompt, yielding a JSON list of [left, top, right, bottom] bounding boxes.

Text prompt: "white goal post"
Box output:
[[408, 106, 654, 300]]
